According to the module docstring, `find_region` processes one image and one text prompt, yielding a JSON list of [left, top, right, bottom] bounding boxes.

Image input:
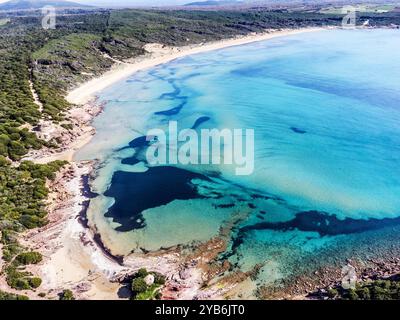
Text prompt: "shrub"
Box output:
[[131, 278, 148, 295], [154, 273, 166, 285], [15, 251, 43, 265], [29, 277, 42, 289], [5, 265, 32, 290], [61, 123, 73, 130], [0, 290, 29, 300], [347, 289, 359, 300], [15, 278, 31, 290], [327, 288, 338, 299], [357, 287, 371, 300], [59, 289, 75, 300], [371, 285, 390, 300], [0, 155, 9, 166], [8, 141, 27, 160], [135, 268, 148, 278], [2, 243, 21, 262]]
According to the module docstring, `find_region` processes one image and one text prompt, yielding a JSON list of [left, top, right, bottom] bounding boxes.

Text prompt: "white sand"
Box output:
[[66, 28, 326, 105]]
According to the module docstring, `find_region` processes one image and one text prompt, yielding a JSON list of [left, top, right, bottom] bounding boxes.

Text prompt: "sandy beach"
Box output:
[[3, 27, 331, 300], [66, 27, 326, 105]]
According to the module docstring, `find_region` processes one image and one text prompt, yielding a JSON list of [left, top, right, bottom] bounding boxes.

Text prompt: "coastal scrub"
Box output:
[[0, 160, 67, 291]]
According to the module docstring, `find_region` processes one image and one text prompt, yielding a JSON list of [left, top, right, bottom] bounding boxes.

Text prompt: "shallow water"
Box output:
[[76, 29, 400, 291]]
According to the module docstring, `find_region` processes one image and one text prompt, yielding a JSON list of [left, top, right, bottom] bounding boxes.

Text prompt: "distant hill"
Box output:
[[184, 0, 243, 6], [0, 0, 92, 11], [184, 0, 400, 7]]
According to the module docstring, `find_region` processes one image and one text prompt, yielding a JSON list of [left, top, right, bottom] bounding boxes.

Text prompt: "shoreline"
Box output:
[[30, 27, 328, 300], [66, 27, 328, 105], [4, 25, 399, 300], [6, 26, 365, 300]]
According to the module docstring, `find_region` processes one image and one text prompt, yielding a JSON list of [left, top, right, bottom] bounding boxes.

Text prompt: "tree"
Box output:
[[59, 289, 75, 300], [131, 278, 147, 295], [153, 273, 166, 285], [29, 277, 42, 289], [136, 268, 148, 278], [327, 288, 338, 299], [8, 141, 27, 160], [347, 289, 359, 300], [357, 287, 371, 300], [0, 290, 29, 300], [15, 251, 43, 265], [0, 155, 9, 166]]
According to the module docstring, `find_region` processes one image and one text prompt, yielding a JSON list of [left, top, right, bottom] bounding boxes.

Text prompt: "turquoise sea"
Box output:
[[76, 29, 400, 293]]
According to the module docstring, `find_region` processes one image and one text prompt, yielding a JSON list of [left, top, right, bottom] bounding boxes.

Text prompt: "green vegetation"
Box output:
[[129, 268, 166, 300], [136, 267, 149, 278], [325, 278, 400, 300], [0, 160, 67, 231], [59, 289, 75, 300], [0, 39, 41, 126], [0, 160, 67, 291], [0, 289, 29, 300], [327, 288, 339, 299], [132, 277, 148, 295], [28, 277, 42, 289], [5, 264, 41, 290], [0, 127, 46, 161], [4, 249, 44, 290], [15, 252, 43, 265]]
